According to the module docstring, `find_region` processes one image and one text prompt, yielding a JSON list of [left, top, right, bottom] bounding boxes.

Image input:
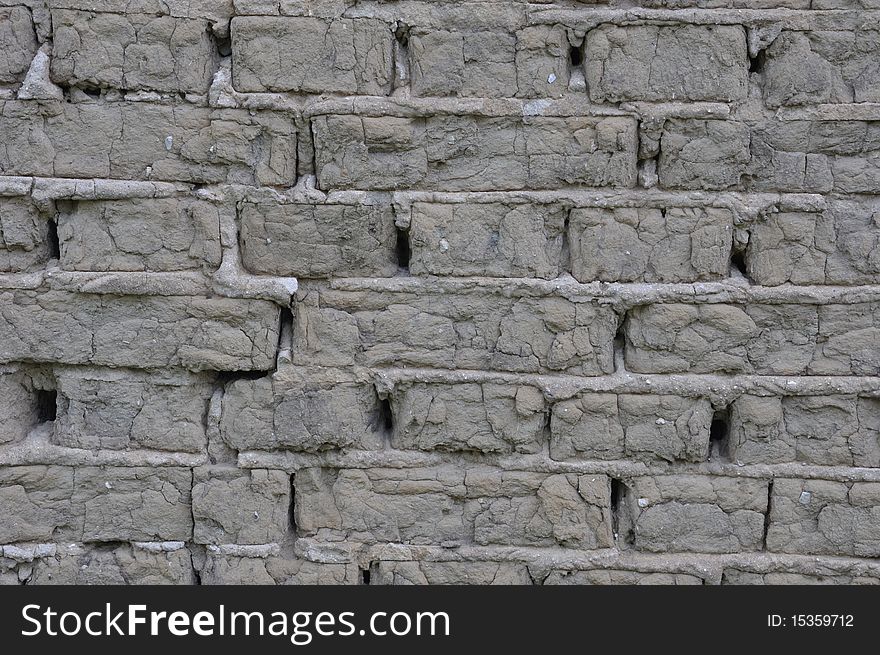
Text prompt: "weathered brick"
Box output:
[[295, 466, 613, 548], [658, 117, 876, 193], [515, 26, 570, 98], [231, 17, 393, 95], [1, 0, 878, 587], [586, 24, 748, 102], [46, 1, 234, 21], [240, 200, 397, 278], [658, 119, 751, 190], [0, 100, 296, 185], [542, 569, 704, 585], [550, 394, 713, 462], [636, 0, 810, 6], [747, 119, 880, 193], [220, 368, 384, 452], [199, 555, 356, 585], [408, 202, 565, 278], [819, 198, 880, 285], [568, 207, 733, 283], [810, 0, 880, 7], [192, 467, 290, 545], [0, 466, 72, 543], [624, 475, 768, 553], [722, 569, 880, 585], [409, 25, 569, 99], [746, 199, 880, 285], [767, 479, 880, 557], [763, 30, 880, 107], [0, 197, 51, 272], [730, 395, 880, 467], [28, 545, 196, 584], [745, 211, 830, 286], [0, 291, 280, 371], [51, 10, 217, 94], [53, 368, 213, 452], [625, 302, 880, 376], [410, 30, 516, 98], [292, 285, 618, 375], [391, 382, 546, 454], [81, 466, 192, 542], [374, 561, 532, 585], [0, 465, 192, 543], [312, 114, 638, 191], [57, 197, 224, 273], [0, 369, 41, 445], [0, 6, 38, 84]]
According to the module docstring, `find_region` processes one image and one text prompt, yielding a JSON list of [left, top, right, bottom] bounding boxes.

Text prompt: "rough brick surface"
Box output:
[[292, 285, 618, 375], [240, 200, 397, 278], [585, 24, 748, 103], [57, 198, 224, 272], [0, 101, 296, 184], [51, 10, 217, 94], [232, 17, 393, 95], [763, 30, 880, 107], [409, 202, 565, 279], [2, 1, 879, 587], [550, 394, 713, 462], [295, 466, 613, 549], [569, 207, 733, 283], [54, 369, 213, 452], [0, 291, 280, 371], [625, 303, 880, 376], [312, 114, 638, 191], [623, 476, 769, 553], [0, 198, 51, 272], [0, 6, 37, 85]]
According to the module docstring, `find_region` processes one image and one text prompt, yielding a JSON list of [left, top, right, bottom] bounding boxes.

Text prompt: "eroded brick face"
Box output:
[[1, 0, 879, 586]]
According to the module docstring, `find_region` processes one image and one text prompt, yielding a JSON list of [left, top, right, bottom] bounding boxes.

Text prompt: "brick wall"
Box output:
[[1, 0, 879, 585]]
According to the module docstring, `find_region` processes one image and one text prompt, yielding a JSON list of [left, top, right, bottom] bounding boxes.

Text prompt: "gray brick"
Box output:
[[586, 24, 748, 103], [313, 114, 638, 191], [295, 465, 613, 548], [292, 285, 618, 375], [409, 202, 564, 278], [0, 6, 38, 84], [57, 197, 224, 273], [0, 100, 296, 185], [51, 10, 216, 94], [0, 291, 280, 372], [231, 17, 393, 95], [240, 200, 397, 278], [569, 206, 733, 283]]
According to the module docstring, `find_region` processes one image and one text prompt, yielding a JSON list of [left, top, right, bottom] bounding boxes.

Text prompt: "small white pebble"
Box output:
[[548, 73, 557, 84], [164, 135, 173, 151], [104, 481, 112, 489], [799, 491, 812, 505], [655, 418, 666, 425], [638, 498, 649, 508], [439, 238, 449, 253]]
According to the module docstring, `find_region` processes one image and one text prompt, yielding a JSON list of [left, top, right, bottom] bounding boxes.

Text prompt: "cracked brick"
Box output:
[[312, 114, 638, 191]]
